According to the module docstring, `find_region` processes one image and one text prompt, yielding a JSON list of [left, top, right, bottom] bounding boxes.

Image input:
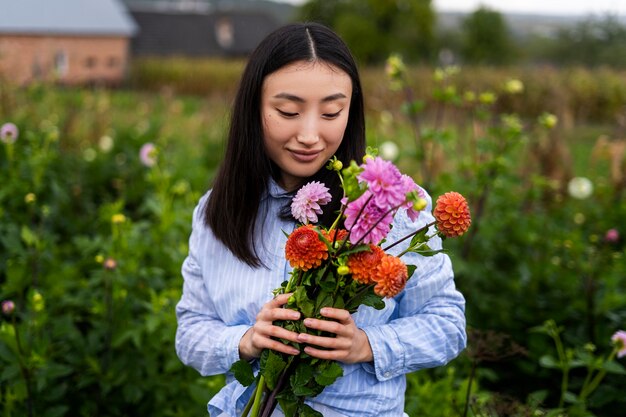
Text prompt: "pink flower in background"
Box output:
[[605, 228, 619, 243], [103, 258, 117, 270], [358, 156, 405, 207], [139, 142, 157, 167], [291, 181, 332, 224], [1, 300, 15, 315], [611, 330, 626, 358], [345, 191, 394, 245], [0, 122, 19, 144]]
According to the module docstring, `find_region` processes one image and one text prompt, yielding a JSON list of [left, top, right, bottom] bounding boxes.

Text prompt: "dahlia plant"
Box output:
[[231, 154, 471, 417]]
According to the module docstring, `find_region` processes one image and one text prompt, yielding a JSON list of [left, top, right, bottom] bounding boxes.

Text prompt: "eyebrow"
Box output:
[[273, 92, 347, 103]]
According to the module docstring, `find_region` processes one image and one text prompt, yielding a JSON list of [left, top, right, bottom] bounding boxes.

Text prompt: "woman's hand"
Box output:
[[297, 307, 373, 364], [239, 293, 301, 360]]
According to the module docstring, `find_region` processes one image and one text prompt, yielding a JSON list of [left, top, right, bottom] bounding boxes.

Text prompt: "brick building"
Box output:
[[0, 0, 137, 85]]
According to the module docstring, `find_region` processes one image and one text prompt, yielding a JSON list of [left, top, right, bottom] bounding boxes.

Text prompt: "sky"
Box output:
[[433, 0, 626, 16], [281, 0, 626, 17]]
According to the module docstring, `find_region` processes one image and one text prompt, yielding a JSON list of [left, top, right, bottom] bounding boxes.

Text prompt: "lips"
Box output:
[[289, 149, 322, 162]]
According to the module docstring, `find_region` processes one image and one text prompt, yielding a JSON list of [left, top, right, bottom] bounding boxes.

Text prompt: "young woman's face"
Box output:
[[261, 61, 352, 191]]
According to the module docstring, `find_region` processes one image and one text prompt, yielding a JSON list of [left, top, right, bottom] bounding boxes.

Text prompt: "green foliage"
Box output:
[[0, 83, 225, 416]]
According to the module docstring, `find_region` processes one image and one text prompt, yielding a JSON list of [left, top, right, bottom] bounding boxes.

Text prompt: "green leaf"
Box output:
[[294, 286, 314, 318], [314, 290, 334, 313], [539, 354, 562, 369], [299, 403, 323, 417], [409, 228, 428, 247], [314, 360, 343, 386], [261, 350, 287, 390], [277, 394, 299, 417], [291, 362, 313, 388], [602, 360, 626, 374], [407, 264, 417, 280], [229, 359, 255, 387]]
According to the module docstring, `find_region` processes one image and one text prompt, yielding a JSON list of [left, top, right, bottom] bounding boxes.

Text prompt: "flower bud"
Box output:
[[24, 193, 36, 204], [331, 160, 343, 171], [538, 112, 558, 129], [111, 214, 126, 224], [337, 265, 350, 276], [413, 198, 428, 212]]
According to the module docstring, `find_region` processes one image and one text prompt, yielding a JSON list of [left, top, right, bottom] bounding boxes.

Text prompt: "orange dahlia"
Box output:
[[372, 255, 408, 298], [322, 228, 349, 245], [347, 245, 384, 285], [285, 225, 329, 271], [434, 192, 471, 238]]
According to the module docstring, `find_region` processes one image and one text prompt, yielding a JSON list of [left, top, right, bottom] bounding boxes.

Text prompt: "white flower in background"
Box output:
[[379, 141, 400, 161], [99, 135, 114, 152], [568, 177, 593, 199]]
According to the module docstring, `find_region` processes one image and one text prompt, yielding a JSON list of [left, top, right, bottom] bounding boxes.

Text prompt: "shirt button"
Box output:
[[384, 371, 391, 378]]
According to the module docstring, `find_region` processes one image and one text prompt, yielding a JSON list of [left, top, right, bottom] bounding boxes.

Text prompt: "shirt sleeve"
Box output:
[[175, 195, 251, 376], [361, 191, 467, 382]]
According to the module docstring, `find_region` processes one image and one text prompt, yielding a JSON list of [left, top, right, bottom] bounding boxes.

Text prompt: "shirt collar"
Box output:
[[266, 177, 293, 201]]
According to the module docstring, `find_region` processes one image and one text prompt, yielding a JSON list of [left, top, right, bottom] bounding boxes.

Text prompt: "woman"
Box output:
[[175, 22, 466, 416]]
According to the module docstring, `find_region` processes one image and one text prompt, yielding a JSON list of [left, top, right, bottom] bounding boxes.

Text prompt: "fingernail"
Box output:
[[303, 318, 312, 326], [290, 348, 300, 355], [298, 333, 308, 342], [320, 308, 328, 315], [290, 312, 300, 320]]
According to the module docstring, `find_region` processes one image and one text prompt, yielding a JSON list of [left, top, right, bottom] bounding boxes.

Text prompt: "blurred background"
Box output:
[[1, 1, 625, 416]]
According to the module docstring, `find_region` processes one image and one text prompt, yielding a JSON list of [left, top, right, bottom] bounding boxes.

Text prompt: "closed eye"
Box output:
[[276, 109, 298, 118], [322, 109, 343, 119]]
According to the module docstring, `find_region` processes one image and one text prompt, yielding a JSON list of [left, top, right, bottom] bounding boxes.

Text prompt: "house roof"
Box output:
[[130, 9, 279, 57], [0, 0, 138, 36]]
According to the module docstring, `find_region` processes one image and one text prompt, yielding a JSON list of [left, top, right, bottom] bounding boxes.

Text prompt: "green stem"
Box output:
[[551, 330, 569, 408], [383, 221, 435, 253], [12, 319, 34, 417], [250, 375, 266, 417], [579, 348, 617, 401]]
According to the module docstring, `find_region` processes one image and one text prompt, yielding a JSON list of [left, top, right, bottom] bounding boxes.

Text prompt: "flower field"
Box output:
[[1, 61, 625, 417]]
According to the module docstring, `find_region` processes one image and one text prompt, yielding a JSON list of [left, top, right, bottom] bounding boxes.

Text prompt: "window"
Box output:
[[54, 50, 68, 76], [85, 56, 97, 69], [107, 56, 120, 68]]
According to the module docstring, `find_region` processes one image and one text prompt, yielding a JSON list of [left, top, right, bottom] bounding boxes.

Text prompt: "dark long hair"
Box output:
[[204, 22, 366, 267]]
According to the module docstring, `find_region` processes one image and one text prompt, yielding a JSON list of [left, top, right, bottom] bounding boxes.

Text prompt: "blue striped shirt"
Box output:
[[175, 180, 467, 416]]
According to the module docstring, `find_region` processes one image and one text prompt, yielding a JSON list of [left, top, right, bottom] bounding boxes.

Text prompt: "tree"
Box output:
[[298, 0, 436, 64], [460, 6, 516, 65]]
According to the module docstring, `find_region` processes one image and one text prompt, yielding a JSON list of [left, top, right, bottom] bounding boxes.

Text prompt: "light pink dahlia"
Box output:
[[291, 181, 332, 224], [139, 142, 157, 167], [358, 157, 405, 208], [0, 122, 19, 144], [612, 330, 626, 358]]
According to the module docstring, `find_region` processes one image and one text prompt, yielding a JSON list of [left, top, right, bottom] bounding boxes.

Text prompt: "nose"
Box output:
[[296, 116, 320, 146]]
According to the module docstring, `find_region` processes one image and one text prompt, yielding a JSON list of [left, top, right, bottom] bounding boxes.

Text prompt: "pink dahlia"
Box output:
[[291, 181, 332, 224], [345, 191, 394, 245], [0, 122, 19, 144], [612, 330, 626, 358], [358, 157, 405, 208], [400, 175, 426, 222]]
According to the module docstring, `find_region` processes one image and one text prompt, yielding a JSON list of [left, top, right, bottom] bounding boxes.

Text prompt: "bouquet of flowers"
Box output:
[[231, 153, 471, 417]]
